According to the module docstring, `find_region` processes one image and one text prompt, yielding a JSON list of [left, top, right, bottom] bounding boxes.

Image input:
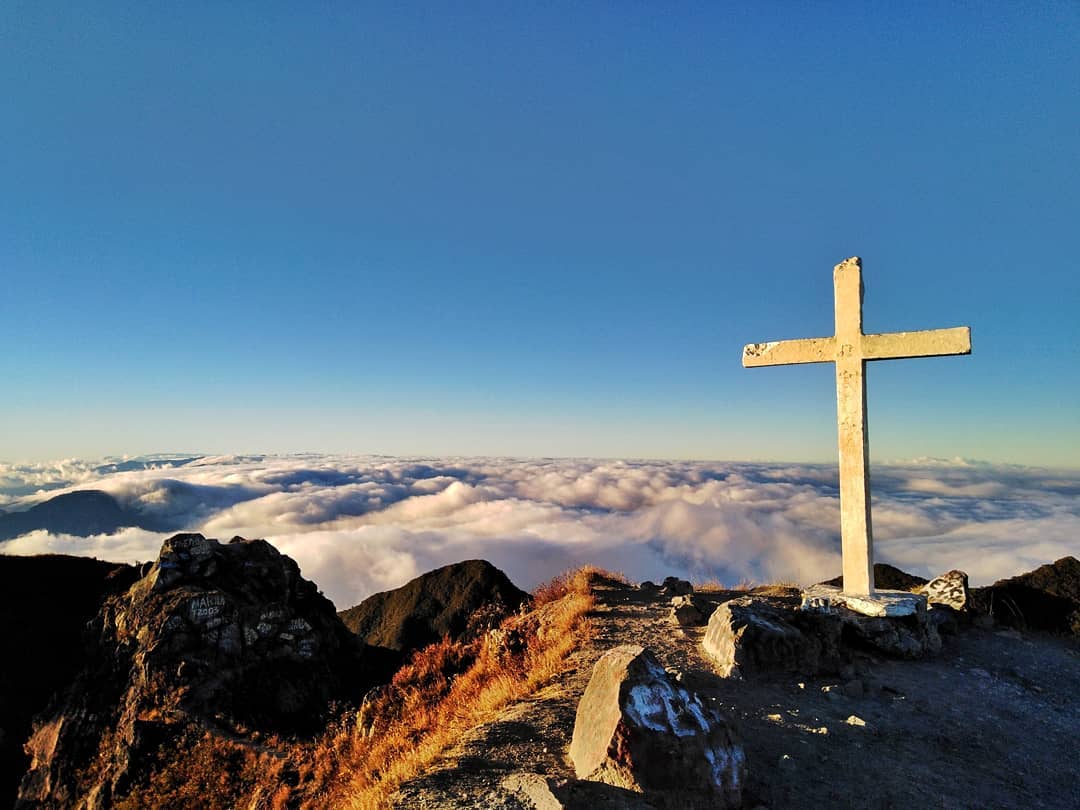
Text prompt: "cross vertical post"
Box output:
[[741, 256, 970, 602], [833, 258, 874, 596]]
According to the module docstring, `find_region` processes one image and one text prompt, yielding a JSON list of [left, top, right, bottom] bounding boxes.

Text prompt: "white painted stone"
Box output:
[[742, 257, 971, 597]]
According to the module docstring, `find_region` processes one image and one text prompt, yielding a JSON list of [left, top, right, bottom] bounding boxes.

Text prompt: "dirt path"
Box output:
[[393, 580, 1080, 809]]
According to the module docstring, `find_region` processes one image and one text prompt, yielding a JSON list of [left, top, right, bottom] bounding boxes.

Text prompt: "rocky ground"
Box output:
[[393, 579, 1080, 809]]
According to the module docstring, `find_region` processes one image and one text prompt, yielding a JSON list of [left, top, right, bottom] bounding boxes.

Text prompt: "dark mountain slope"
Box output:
[[0, 554, 139, 807], [339, 559, 528, 654]]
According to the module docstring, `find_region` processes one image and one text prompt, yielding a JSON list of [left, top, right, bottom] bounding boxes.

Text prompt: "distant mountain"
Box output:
[[0, 490, 172, 541], [339, 559, 528, 654]]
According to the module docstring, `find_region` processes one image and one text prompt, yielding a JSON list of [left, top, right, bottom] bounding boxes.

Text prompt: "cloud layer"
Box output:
[[2, 455, 1077, 610]]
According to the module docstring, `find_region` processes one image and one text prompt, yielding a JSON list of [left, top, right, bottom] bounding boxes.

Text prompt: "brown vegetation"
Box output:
[[116, 567, 600, 809]]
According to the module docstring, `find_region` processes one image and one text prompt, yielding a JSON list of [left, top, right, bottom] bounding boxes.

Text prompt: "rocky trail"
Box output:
[[393, 579, 1080, 809]]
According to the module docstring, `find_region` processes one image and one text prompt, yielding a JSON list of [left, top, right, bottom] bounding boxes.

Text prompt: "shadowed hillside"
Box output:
[[0, 554, 139, 807]]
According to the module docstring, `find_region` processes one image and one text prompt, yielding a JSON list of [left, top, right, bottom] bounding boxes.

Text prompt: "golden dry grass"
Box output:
[[312, 567, 599, 809]]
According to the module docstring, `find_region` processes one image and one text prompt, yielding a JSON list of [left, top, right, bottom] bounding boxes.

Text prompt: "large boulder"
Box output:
[[972, 556, 1080, 634], [339, 559, 528, 654], [703, 591, 942, 678], [17, 534, 368, 810], [569, 645, 745, 808], [702, 596, 844, 678]]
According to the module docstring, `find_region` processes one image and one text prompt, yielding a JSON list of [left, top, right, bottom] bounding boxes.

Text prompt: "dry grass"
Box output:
[[308, 567, 600, 809]]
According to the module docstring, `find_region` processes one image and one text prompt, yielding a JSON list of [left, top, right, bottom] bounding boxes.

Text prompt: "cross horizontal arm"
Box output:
[[862, 326, 971, 361], [743, 336, 836, 367]]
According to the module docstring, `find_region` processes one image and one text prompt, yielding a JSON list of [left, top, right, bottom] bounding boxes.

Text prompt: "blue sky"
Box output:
[[2, 2, 1078, 465]]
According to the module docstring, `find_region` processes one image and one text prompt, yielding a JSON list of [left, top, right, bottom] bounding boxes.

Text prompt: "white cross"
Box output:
[[742, 257, 971, 596]]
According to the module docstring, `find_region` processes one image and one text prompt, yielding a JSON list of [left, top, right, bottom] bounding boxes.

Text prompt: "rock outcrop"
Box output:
[[973, 556, 1080, 634], [17, 533, 368, 809], [569, 645, 745, 808], [702, 596, 844, 678], [703, 589, 942, 678], [338, 559, 528, 655]]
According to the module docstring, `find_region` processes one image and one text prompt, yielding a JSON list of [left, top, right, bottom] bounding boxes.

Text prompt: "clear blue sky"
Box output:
[[2, 2, 1078, 466]]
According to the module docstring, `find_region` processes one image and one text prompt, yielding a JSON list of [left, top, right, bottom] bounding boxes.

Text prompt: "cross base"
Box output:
[[800, 584, 926, 617]]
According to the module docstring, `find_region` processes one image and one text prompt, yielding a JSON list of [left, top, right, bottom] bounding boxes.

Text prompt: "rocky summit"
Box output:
[[17, 533, 368, 810]]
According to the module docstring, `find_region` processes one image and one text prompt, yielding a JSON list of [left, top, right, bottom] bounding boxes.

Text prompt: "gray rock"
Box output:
[[569, 645, 744, 807], [841, 608, 942, 659], [670, 595, 707, 627], [702, 593, 940, 679], [701, 597, 843, 678]]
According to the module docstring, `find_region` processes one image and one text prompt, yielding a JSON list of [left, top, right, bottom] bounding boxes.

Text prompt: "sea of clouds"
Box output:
[[1, 454, 1077, 610]]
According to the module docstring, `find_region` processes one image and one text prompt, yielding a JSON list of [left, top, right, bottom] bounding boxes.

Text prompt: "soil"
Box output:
[[392, 579, 1080, 809]]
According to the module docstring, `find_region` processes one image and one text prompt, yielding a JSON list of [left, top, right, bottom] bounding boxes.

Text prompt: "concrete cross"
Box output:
[[742, 257, 971, 597]]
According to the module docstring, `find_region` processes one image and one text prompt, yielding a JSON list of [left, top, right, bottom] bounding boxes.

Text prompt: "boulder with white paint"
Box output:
[[569, 645, 744, 808], [920, 569, 971, 611]]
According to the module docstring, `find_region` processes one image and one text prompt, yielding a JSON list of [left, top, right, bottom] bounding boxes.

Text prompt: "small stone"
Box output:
[[845, 715, 867, 727], [765, 713, 783, 723], [778, 754, 796, 771]]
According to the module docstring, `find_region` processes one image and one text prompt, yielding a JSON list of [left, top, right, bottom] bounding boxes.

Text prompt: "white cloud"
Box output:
[[1, 454, 1078, 610]]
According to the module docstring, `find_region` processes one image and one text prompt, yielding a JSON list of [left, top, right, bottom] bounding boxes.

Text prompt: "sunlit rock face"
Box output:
[[17, 534, 367, 810], [569, 645, 745, 808]]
